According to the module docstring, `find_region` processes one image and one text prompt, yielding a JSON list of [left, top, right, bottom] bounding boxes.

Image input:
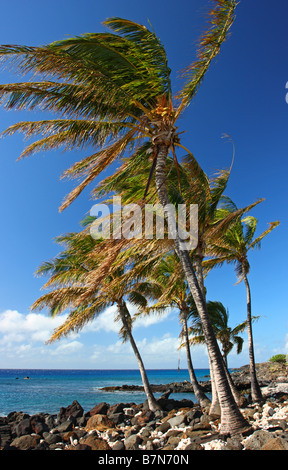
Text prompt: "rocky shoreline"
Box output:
[[1, 362, 288, 451]]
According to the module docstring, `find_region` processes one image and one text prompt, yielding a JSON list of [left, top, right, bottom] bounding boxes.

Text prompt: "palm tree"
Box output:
[[190, 301, 247, 368], [0, 1, 250, 434], [179, 152, 263, 295], [32, 229, 162, 412], [138, 253, 211, 408], [167, 157, 262, 413], [204, 210, 280, 402], [97, 158, 252, 412]]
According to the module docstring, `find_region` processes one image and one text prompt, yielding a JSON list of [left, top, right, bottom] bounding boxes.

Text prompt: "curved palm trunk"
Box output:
[[154, 142, 249, 434], [196, 248, 247, 407], [182, 313, 211, 408], [117, 300, 162, 412], [243, 274, 263, 403]]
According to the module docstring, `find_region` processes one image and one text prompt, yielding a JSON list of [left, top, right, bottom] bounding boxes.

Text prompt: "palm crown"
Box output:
[[0, 1, 236, 211], [188, 300, 247, 367], [204, 206, 280, 282]]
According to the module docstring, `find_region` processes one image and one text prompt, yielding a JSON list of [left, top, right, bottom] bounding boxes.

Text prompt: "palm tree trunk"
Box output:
[[208, 355, 221, 417], [195, 256, 246, 409], [222, 351, 228, 368], [243, 273, 263, 403], [223, 359, 247, 407], [117, 300, 162, 412], [154, 142, 249, 434], [194, 253, 220, 413], [182, 313, 211, 408], [195, 256, 247, 408]]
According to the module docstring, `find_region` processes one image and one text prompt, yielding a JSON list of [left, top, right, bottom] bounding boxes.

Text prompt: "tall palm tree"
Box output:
[[0, 1, 250, 434], [179, 152, 263, 294], [167, 157, 262, 413], [32, 229, 162, 412], [204, 210, 280, 402], [97, 158, 254, 412]]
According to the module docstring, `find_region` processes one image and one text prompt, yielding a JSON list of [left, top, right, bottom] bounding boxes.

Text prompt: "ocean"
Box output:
[[0, 369, 210, 417]]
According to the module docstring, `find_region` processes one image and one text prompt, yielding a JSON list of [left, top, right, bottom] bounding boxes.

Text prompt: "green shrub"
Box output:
[[269, 354, 287, 364]]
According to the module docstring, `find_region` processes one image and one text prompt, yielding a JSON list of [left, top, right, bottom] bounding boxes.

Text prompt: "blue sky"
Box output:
[[0, 0, 287, 369]]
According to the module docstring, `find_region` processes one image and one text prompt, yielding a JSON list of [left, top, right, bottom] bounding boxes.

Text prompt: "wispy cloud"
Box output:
[[0, 309, 67, 345], [82, 302, 173, 334], [0, 306, 174, 368], [0, 307, 209, 369]]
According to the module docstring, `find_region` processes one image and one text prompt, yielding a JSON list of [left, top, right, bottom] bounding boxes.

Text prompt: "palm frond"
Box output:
[[241, 216, 258, 244], [208, 168, 231, 215], [59, 128, 138, 211], [248, 220, 280, 251], [0, 81, 130, 120], [2, 119, 134, 156], [104, 17, 171, 99], [0, 38, 152, 115], [176, 0, 237, 110], [207, 198, 264, 242], [47, 300, 109, 342]]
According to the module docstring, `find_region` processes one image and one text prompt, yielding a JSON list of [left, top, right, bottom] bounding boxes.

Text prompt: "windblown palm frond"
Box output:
[[203, 207, 280, 282], [176, 0, 237, 111], [0, 2, 238, 213], [31, 210, 172, 343], [247, 220, 280, 251]]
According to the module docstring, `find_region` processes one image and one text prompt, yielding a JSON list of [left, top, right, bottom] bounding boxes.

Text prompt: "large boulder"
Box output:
[[111, 440, 125, 450], [108, 412, 126, 425], [30, 414, 49, 435], [88, 402, 109, 416], [42, 431, 63, 446], [45, 414, 56, 430], [155, 421, 171, 433], [14, 418, 32, 437], [167, 414, 186, 428], [131, 410, 155, 426], [85, 414, 116, 432], [10, 434, 41, 450], [262, 437, 288, 450], [54, 420, 74, 433], [242, 430, 275, 450], [80, 432, 112, 450], [124, 433, 143, 450], [57, 400, 84, 423]]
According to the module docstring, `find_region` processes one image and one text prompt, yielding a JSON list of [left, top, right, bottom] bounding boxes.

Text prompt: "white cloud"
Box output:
[[89, 345, 106, 363], [52, 341, 83, 355], [82, 302, 173, 335], [0, 307, 196, 369], [83, 305, 120, 334], [17, 344, 32, 355], [107, 339, 131, 354], [0, 309, 67, 349], [0, 310, 86, 367], [138, 333, 180, 355], [102, 333, 187, 369]]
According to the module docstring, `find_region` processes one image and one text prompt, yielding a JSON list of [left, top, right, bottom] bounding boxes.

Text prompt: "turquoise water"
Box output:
[[0, 369, 210, 416]]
